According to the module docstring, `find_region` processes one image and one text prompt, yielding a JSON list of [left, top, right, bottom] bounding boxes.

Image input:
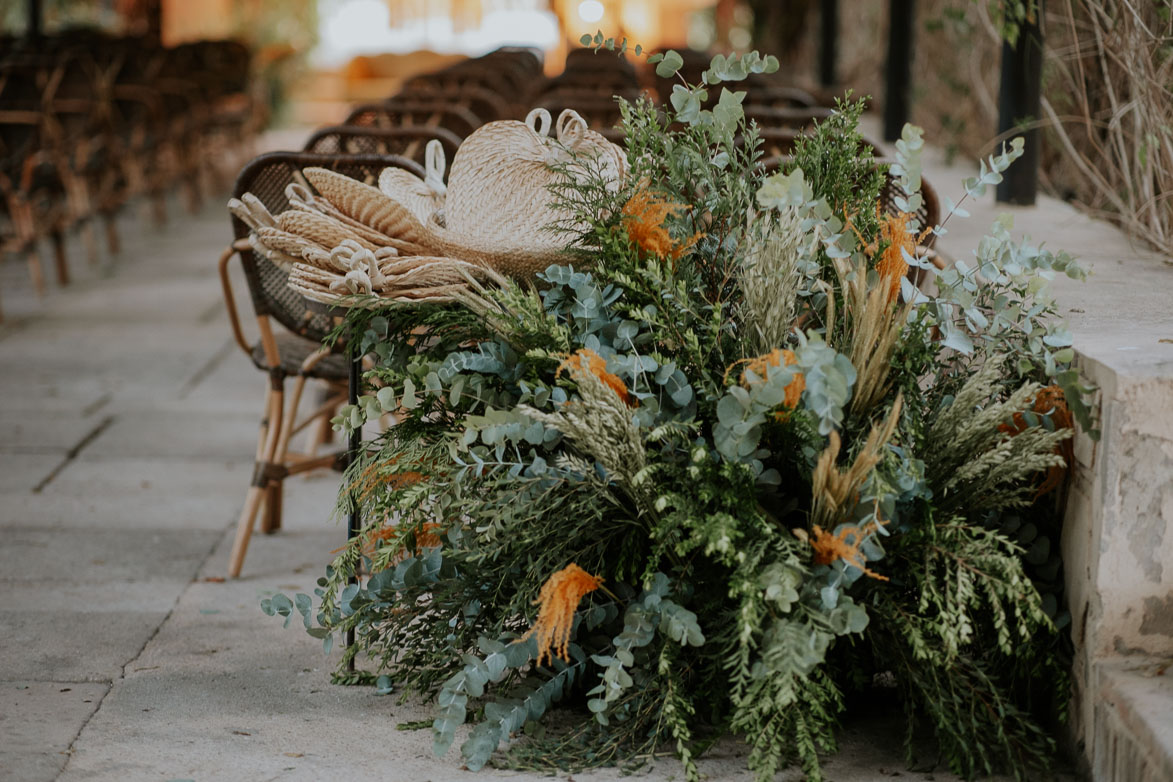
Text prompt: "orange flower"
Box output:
[[849, 204, 932, 305], [334, 520, 443, 559], [808, 521, 889, 581], [621, 189, 702, 263], [739, 348, 805, 420], [998, 384, 1074, 497], [350, 460, 426, 504], [874, 211, 916, 305], [521, 563, 604, 666], [365, 521, 443, 555], [557, 348, 637, 407]]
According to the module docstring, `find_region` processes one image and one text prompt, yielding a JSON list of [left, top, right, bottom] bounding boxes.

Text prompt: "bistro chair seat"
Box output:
[[249, 331, 351, 381]]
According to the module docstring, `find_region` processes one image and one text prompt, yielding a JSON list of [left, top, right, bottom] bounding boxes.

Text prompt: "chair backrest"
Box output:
[[344, 102, 481, 139], [393, 83, 513, 122], [741, 86, 819, 109], [302, 125, 460, 169], [402, 70, 511, 100], [535, 97, 625, 133], [0, 58, 52, 170], [542, 69, 640, 94], [230, 151, 425, 342]]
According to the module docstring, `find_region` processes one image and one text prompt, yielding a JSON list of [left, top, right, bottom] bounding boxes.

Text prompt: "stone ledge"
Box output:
[[1093, 659, 1173, 782]]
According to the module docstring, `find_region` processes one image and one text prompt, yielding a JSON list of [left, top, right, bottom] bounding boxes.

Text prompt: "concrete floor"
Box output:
[[0, 136, 1115, 782]]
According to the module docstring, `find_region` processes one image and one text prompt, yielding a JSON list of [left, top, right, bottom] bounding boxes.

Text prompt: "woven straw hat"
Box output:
[[303, 108, 627, 282], [378, 139, 448, 223], [241, 106, 628, 307]]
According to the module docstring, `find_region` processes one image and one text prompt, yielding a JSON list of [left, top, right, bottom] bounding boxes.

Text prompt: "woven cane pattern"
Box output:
[[276, 211, 380, 252], [302, 168, 430, 242]]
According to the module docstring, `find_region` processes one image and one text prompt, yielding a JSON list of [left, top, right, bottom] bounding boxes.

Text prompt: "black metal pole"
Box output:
[[26, 0, 41, 40], [345, 340, 361, 671], [819, 0, 838, 87], [995, 3, 1044, 205], [883, 0, 916, 142]]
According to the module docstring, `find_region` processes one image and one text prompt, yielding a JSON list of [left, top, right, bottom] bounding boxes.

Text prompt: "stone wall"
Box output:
[[1064, 357, 1173, 767]]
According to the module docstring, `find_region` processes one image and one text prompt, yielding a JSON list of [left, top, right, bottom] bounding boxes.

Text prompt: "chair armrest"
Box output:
[[218, 239, 256, 356]]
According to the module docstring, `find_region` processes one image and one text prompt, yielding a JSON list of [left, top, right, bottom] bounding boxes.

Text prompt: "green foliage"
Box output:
[[256, 41, 1096, 782], [988, 0, 1040, 47], [790, 96, 886, 243]]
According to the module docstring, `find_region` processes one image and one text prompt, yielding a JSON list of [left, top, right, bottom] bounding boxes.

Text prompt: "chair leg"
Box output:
[[228, 485, 267, 578], [260, 373, 309, 534], [228, 385, 285, 578], [150, 186, 167, 227], [261, 482, 283, 534], [50, 230, 69, 286], [81, 220, 100, 266], [104, 211, 120, 255], [26, 245, 46, 296]]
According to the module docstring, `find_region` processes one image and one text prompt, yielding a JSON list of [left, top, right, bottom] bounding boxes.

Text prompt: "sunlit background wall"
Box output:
[[0, 0, 761, 124]]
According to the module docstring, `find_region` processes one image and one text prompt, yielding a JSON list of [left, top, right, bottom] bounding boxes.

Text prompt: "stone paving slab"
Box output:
[[23, 277, 222, 327], [66, 530, 1020, 782], [2, 581, 187, 614], [0, 454, 64, 493], [82, 410, 266, 460], [0, 610, 170, 682], [0, 681, 109, 782], [0, 489, 239, 531], [0, 374, 113, 417], [0, 528, 220, 584], [0, 413, 108, 455]]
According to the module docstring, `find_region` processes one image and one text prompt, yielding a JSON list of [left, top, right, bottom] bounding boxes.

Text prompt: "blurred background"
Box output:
[[1, 0, 1170, 263]]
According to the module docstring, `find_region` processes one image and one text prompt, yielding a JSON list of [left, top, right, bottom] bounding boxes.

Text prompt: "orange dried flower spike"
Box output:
[[740, 348, 805, 420], [332, 520, 443, 559], [808, 521, 890, 581], [521, 563, 604, 666], [850, 204, 933, 305], [874, 211, 916, 304], [557, 348, 637, 407], [998, 384, 1074, 497], [350, 460, 426, 504], [364, 521, 443, 555], [621, 189, 702, 264]]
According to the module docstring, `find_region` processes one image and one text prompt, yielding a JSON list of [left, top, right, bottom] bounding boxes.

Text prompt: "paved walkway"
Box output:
[[0, 132, 1113, 781]]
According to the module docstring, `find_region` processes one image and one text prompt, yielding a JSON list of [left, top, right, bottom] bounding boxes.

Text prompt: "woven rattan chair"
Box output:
[[218, 151, 425, 577], [741, 86, 819, 109], [103, 38, 184, 225], [0, 56, 74, 302], [303, 125, 460, 168], [344, 102, 481, 139], [41, 46, 126, 266], [394, 83, 514, 122], [535, 97, 627, 135]]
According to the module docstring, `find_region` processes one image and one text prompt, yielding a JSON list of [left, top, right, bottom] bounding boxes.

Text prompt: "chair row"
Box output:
[[0, 32, 263, 321]]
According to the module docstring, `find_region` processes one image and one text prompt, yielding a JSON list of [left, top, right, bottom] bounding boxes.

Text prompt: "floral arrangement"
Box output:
[[262, 43, 1094, 782]]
